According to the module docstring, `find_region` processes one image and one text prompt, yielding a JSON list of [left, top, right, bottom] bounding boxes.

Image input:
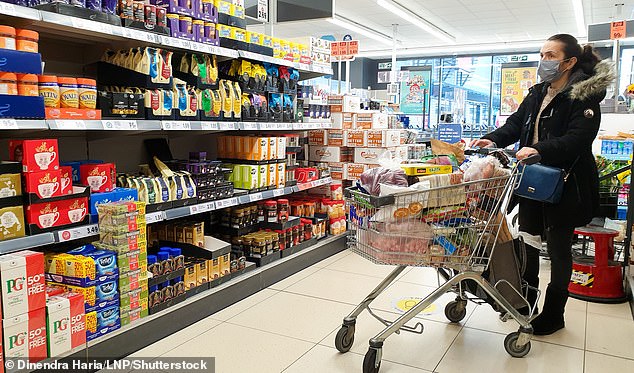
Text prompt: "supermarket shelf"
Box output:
[[0, 223, 99, 255], [162, 177, 332, 222], [0, 119, 49, 130], [0, 4, 333, 76], [84, 234, 347, 356], [5, 120, 329, 132], [601, 154, 633, 161]]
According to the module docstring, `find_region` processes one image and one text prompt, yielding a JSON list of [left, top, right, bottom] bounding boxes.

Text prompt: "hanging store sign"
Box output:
[[257, 0, 268, 22], [378, 62, 392, 70], [611, 21, 627, 39], [331, 40, 359, 61], [500, 62, 538, 116]]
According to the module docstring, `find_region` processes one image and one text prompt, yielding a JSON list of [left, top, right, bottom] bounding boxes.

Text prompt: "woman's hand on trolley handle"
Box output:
[[515, 147, 542, 165]]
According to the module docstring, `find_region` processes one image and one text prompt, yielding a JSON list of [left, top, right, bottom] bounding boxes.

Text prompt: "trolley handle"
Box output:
[[465, 147, 541, 166]]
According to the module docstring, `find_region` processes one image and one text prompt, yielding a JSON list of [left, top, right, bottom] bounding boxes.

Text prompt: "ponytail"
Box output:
[[547, 34, 601, 74]]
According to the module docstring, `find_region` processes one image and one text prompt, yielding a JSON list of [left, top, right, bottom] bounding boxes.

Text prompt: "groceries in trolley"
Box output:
[[349, 154, 512, 268]]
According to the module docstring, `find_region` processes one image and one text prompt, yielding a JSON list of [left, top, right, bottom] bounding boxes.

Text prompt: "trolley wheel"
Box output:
[[504, 332, 531, 358], [363, 348, 381, 373], [444, 300, 467, 323], [334, 325, 355, 353]]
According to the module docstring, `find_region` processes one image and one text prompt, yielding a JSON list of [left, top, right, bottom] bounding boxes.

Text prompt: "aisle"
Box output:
[[127, 251, 634, 373]]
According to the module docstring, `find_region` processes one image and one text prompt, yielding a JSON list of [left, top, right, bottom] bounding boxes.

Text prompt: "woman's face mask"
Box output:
[[538, 58, 571, 83]]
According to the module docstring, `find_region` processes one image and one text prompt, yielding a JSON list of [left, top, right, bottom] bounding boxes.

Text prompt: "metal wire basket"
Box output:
[[346, 172, 515, 272]]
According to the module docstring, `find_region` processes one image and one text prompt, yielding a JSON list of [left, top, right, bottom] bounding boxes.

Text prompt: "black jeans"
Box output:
[[524, 225, 575, 294]]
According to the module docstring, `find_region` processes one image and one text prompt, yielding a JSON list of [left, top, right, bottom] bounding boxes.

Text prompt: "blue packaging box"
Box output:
[[0, 95, 45, 119], [45, 270, 119, 288], [90, 190, 120, 216], [86, 297, 120, 314], [0, 48, 43, 74], [86, 320, 121, 342], [61, 162, 82, 183], [117, 188, 139, 202]]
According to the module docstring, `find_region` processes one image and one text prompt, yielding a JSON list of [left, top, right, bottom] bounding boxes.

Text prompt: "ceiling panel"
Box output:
[[247, 0, 634, 55]]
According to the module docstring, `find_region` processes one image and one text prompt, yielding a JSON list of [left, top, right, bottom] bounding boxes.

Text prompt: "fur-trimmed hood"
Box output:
[[568, 60, 616, 101]]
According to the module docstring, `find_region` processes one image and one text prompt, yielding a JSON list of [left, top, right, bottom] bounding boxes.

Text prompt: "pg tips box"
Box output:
[[0, 251, 46, 319], [46, 292, 86, 357], [2, 307, 47, 363]]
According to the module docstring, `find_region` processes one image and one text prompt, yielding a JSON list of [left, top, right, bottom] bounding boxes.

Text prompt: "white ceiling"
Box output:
[[248, 0, 634, 57]]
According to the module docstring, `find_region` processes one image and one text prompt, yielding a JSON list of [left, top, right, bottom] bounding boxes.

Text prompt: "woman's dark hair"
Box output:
[[547, 34, 601, 75]]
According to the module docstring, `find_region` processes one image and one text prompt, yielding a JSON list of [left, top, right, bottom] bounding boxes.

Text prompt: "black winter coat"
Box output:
[[483, 61, 615, 235]]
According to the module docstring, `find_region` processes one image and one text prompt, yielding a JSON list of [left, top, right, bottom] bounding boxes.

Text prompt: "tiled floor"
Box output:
[[130, 250, 634, 373]]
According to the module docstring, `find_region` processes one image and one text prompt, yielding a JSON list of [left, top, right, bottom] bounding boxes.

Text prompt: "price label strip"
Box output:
[[248, 192, 263, 202], [0, 2, 17, 16], [272, 189, 285, 197], [218, 123, 235, 131], [71, 18, 113, 35], [189, 201, 215, 215], [215, 197, 239, 209], [200, 122, 220, 131], [0, 119, 18, 130], [57, 225, 100, 243], [162, 121, 191, 130], [145, 211, 164, 224], [102, 120, 138, 130], [242, 122, 258, 130], [54, 120, 87, 130]]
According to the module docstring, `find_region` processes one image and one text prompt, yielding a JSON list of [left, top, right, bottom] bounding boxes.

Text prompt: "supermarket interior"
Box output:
[[0, 0, 633, 372]]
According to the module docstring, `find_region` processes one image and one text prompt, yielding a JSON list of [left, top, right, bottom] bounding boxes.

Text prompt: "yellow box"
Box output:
[[267, 163, 276, 188], [217, 24, 232, 39], [45, 253, 71, 275], [86, 311, 97, 333], [400, 164, 453, 176], [276, 163, 286, 188], [65, 284, 96, 306], [263, 35, 273, 48], [0, 205, 25, 241], [184, 265, 197, 290], [231, 27, 247, 43], [209, 258, 220, 280], [219, 253, 231, 277], [65, 255, 96, 279], [217, 0, 231, 15], [196, 260, 209, 286]]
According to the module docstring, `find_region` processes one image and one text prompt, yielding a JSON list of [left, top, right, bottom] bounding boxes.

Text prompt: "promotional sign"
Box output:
[[438, 124, 463, 144], [500, 62, 538, 116], [331, 40, 359, 61], [611, 20, 626, 39], [399, 67, 431, 115]]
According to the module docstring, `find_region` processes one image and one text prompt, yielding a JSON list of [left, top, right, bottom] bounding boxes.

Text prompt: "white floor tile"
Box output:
[[283, 268, 388, 305], [464, 304, 519, 335], [325, 253, 403, 279], [321, 309, 460, 371], [283, 345, 432, 373], [129, 318, 222, 357], [210, 288, 279, 321], [586, 313, 634, 359], [227, 291, 354, 343], [161, 323, 314, 373], [587, 301, 633, 320], [269, 266, 323, 291], [397, 267, 446, 288], [584, 351, 634, 373], [436, 328, 584, 373], [532, 308, 587, 349], [313, 250, 351, 268]]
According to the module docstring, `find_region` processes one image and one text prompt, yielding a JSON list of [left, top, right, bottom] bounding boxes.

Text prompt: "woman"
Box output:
[[472, 34, 614, 335]]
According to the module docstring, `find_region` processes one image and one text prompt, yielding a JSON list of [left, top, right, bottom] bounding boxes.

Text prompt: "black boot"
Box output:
[[531, 285, 567, 335], [517, 241, 540, 316]]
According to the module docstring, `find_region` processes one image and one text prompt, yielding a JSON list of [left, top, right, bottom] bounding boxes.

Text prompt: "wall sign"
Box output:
[[500, 62, 538, 116]]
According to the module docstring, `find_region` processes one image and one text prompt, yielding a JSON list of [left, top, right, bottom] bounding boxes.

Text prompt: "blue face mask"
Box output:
[[537, 58, 571, 83]]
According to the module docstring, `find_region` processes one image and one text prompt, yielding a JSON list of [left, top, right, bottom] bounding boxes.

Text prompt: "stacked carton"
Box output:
[[308, 95, 408, 182], [1, 251, 47, 363], [95, 201, 149, 330]]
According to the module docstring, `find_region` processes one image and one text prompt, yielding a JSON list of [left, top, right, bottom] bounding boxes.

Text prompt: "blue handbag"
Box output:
[[515, 159, 578, 204]]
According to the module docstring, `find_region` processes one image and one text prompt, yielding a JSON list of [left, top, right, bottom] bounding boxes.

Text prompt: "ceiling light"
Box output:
[[572, 0, 587, 37], [357, 41, 544, 58], [377, 0, 456, 44], [327, 17, 394, 46]]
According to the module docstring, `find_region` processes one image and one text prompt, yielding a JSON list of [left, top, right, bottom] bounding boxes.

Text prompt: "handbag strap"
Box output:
[[563, 156, 580, 182]]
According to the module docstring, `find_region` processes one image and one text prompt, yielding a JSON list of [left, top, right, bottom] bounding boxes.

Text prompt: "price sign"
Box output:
[[72, 18, 113, 35], [215, 197, 239, 209], [200, 122, 219, 131], [58, 225, 99, 243], [102, 120, 138, 130], [240, 122, 257, 130], [611, 21, 627, 40], [259, 122, 272, 130], [218, 123, 234, 131], [160, 36, 180, 47], [297, 182, 311, 191], [0, 2, 16, 16], [162, 121, 191, 130], [55, 120, 86, 130], [123, 28, 157, 43], [145, 212, 164, 224], [180, 39, 193, 50], [272, 189, 285, 197], [190, 201, 215, 215], [0, 119, 18, 130], [298, 63, 311, 71], [248, 192, 263, 202], [257, 0, 268, 22]]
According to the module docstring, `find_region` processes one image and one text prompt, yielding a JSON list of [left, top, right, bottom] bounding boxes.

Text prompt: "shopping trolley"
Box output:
[[334, 150, 538, 373]]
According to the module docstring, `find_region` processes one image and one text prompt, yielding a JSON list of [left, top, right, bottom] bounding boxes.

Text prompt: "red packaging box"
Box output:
[[25, 202, 66, 230], [57, 197, 89, 225], [24, 170, 64, 200], [2, 308, 47, 363], [60, 167, 73, 195], [295, 168, 319, 183], [80, 163, 116, 193], [9, 139, 60, 173], [46, 292, 86, 357], [0, 250, 46, 319]]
